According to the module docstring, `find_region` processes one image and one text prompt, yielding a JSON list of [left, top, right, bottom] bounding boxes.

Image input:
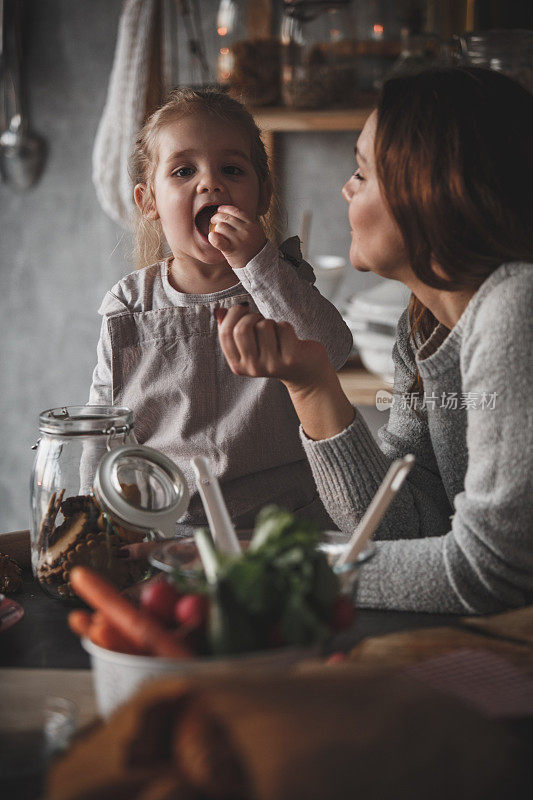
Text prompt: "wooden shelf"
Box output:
[[252, 107, 373, 133]]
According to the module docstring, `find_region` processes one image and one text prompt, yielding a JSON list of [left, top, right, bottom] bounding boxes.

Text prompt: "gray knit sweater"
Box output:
[[301, 262, 533, 614]]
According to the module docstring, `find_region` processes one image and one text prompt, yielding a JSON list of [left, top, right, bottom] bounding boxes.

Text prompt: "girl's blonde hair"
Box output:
[[131, 87, 275, 269]]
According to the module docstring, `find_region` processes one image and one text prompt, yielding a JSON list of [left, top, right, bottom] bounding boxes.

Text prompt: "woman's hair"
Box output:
[[130, 87, 274, 268], [374, 67, 533, 362]]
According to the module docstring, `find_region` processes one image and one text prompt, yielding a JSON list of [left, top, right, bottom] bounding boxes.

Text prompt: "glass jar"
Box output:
[[352, 0, 402, 97], [454, 30, 533, 93], [30, 406, 142, 601], [387, 32, 444, 79], [216, 0, 281, 106], [281, 0, 358, 109]]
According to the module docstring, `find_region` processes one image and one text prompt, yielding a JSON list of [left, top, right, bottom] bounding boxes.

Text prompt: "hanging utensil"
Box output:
[[0, 0, 45, 189]]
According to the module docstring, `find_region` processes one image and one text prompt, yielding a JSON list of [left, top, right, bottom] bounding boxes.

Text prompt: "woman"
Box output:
[[216, 68, 533, 614]]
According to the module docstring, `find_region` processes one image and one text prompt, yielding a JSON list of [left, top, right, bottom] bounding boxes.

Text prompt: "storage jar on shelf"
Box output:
[[454, 30, 533, 93], [280, 0, 358, 109], [216, 0, 280, 106]]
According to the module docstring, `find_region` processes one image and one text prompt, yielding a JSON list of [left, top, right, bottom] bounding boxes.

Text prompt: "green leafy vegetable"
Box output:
[[171, 506, 341, 655]]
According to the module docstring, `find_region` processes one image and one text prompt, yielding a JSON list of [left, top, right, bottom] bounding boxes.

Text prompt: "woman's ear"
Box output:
[[134, 183, 159, 220], [257, 177, 272, 217]]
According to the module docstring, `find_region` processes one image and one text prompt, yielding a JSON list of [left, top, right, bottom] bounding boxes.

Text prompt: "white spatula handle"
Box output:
[[190, 456, 241, 555], [336, 454, 415, 568]]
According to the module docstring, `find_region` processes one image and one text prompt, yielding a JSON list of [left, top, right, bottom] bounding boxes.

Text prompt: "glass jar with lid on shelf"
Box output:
[[280, 0, 358, 109], [216, 0, 281, 106], [387, 31, 446, 80]]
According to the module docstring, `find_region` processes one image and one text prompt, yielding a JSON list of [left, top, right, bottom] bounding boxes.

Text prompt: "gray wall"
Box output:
[[0, 0, 379, 533]]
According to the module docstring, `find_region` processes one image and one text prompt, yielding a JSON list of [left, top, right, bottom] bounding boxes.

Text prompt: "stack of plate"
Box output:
[[342, 281, 410, 383]]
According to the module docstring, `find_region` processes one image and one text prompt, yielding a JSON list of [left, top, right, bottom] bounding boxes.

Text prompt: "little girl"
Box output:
[[88, 88, 352, 527]]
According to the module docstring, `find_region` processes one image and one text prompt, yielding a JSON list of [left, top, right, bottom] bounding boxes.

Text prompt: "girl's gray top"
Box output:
[[301, 262, 533, 614], [89, 238, 353, 528]]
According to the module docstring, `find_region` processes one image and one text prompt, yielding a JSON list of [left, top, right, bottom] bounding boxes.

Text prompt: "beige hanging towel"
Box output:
[[92, 0, 163, 229]]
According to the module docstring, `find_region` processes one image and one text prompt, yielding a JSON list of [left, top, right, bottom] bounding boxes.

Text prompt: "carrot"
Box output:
[[88, 612, 147, 656], [70, 566, 192, 659], [68, 609, 93, 638]]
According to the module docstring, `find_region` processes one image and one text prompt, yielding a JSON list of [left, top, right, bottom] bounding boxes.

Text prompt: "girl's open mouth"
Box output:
[[194, 205, 219, 241]]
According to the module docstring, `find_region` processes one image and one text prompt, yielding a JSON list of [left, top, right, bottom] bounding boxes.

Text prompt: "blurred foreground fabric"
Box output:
[[48, 664, 530, 800]]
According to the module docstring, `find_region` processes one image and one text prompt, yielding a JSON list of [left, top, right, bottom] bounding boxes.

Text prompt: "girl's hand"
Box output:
[[217, 306, 355, 440], [208, 205, 267, 270]]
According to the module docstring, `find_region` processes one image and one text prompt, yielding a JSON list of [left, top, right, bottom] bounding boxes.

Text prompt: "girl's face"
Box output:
[[342, 111, 409, 279], [138, 112, 268, 267]]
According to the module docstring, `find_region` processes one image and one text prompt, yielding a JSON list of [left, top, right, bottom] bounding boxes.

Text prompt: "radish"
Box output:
[[175, 594, 208, 629], [140, 580, 181, 626]]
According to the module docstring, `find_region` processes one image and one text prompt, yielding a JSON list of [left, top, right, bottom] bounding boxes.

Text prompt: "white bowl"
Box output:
[[82, 638, 315, 718]]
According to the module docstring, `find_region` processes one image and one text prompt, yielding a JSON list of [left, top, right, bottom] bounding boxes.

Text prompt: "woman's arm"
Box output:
[[301, 311, 453, 538]]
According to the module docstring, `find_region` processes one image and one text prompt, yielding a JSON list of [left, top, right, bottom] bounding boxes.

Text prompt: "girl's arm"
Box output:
[[81, 294, 126, 492], [234, 238, 353, 369], [88, 290, 129, 406], [88, 316, 113, 406], [208, 209, 352, 369]]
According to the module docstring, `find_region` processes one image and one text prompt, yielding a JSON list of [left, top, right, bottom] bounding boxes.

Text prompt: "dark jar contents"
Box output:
[[34, 490, 148, 601]]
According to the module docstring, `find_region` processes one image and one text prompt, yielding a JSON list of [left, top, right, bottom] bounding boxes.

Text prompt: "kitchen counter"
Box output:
[[337, 360, 389, 407], [2, 575, 532, 800]]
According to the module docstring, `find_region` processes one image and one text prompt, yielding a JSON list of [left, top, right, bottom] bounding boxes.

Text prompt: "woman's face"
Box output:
[[342, 111, 409, 279]]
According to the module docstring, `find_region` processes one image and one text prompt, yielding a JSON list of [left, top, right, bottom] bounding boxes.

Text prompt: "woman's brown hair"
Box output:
[[373, 67, 533, 370], [130, 87, 275, 269]]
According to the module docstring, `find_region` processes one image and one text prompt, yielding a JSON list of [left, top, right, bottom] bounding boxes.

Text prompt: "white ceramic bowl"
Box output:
[[82, 639, 316, 718]]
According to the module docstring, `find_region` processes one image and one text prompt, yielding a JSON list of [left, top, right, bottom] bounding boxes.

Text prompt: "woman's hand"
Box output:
[[217, 305, 329, 388], [217, 305, 355, 440], [208, 205, 267, 270]]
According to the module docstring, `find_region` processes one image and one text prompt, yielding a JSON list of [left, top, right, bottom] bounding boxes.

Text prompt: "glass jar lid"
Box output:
[[38, 406, 134, 437], [93, 444, 190, 539]]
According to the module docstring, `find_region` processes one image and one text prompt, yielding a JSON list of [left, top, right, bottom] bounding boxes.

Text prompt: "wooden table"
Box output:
[[0, 573, 461, 783]]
